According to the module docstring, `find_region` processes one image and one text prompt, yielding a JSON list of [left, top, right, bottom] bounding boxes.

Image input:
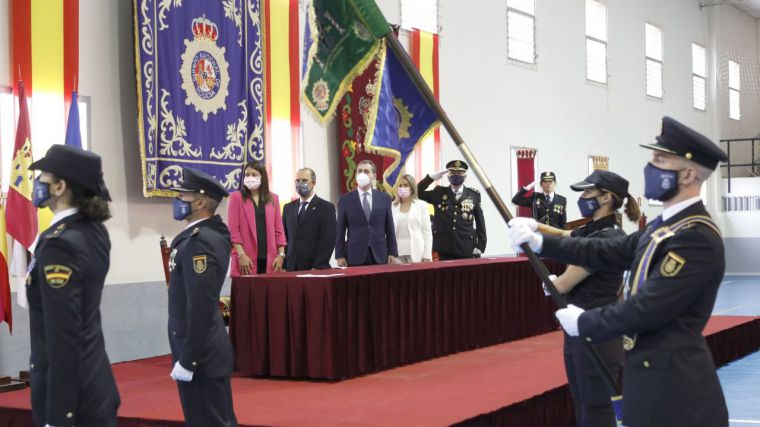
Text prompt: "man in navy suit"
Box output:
[[282, 168, 337, 271], [336, 160, 398, 266]]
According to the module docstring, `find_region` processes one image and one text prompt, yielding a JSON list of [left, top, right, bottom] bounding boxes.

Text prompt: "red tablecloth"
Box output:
[[230, 256, 564, 380]]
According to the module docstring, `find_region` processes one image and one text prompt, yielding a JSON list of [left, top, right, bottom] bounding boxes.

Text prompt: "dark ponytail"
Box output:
[[69, 182, 112, 222]]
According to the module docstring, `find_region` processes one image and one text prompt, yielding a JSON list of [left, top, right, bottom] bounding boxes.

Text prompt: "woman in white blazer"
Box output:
[[391, 174, 433, 263]]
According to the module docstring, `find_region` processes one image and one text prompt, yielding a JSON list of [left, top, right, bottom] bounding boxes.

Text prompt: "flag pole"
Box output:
[[383, 30, 622, 397]]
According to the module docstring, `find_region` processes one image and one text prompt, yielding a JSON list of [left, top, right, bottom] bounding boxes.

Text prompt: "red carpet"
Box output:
[[1, 316, 758, 427]]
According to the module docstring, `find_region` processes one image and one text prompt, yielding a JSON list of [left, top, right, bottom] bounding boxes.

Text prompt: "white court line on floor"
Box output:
[[715, 306, 744, 315], [730, 420, 760, 425]]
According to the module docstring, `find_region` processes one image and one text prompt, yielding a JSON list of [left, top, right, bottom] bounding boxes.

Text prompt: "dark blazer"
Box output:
[[335, 188, 398, 266], [418, 175, 486, 258], [168, 215, 234, 379], [282, 195, 337, 271], [27, 213, 120, 427], [541, 202, 728, 427], [512, 188, 567, 229]]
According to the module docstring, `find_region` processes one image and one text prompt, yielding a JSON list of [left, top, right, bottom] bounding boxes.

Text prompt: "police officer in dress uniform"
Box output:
[[418, 160, 486, 260], [27, 145, 120, 427], [512, 171, 567, 229], [509, 116, 729, 427], [538, 170, 641, 427], [168, 167, 237, 427]]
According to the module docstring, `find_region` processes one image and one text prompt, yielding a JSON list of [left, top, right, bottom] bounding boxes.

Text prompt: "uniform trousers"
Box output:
[[563, 333, 623, 427], [177, 375, 238, 427]]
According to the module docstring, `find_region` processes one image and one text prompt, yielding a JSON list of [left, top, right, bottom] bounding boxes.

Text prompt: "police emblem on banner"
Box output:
[[180, 17, 230, 121]]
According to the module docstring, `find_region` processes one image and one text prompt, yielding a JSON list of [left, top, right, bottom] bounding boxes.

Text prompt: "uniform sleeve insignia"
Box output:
[[660, 251, 685, 277], [192, 255, 208, 274], [44, 265, 73, 288]]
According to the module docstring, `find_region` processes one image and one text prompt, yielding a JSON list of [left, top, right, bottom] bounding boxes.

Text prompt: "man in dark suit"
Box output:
[[418, 160, 486, 260], [509, 116, 729, 427], [282, 167, 337, 270], [512, 171, 567, 229], [336, 160, 398, 266], [168, 167, 237, 427]]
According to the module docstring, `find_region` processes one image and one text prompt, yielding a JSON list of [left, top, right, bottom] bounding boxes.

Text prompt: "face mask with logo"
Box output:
[[643, 163, 680, 201], [577, 195, 601, 218], [295, 182, 311, 197], [397, 187, 412, 199], [173, 197, 197, 221], [33, 178, 53, 208], [449, 174, 465, 186], [356, 173, 371, 188], [244, 176, 261, 190]]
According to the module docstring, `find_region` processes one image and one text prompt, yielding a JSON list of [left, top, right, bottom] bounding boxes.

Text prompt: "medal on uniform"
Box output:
[[169, 249, 178, 272]]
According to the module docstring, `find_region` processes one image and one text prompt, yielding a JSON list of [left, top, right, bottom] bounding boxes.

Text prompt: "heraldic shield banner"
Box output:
[[135, 0, 265, 197]]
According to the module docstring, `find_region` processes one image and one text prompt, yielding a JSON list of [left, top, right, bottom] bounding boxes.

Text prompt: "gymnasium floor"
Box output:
[[715, 275, 760, 426]]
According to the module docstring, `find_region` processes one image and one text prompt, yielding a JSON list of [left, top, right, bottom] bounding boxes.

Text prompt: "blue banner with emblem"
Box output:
[[135, 0, 265, 197], [364, 40, 440, 191]]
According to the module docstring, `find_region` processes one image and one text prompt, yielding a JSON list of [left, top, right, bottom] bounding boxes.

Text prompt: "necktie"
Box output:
[[547, 195, 552, 204], [455, 191, 462, 200], [362, 192, 371, 221], [298, 201, 309, 219]]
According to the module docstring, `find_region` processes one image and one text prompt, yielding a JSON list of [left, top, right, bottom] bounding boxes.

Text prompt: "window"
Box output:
[[507, 0, 536, 64], [585, 0, 607, 84], [400, 0, 439, 34], [729, 60, 741, 120], [645, 23, 663, 98], [691, 43, 706, 111]]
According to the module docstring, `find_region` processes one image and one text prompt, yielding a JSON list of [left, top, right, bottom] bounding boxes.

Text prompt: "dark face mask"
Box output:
[[295, 182, 311, 197], [173, 197, 198, 221], [32, 178, 53, 208], [577, 195, 601, 218], [644, 163, 681, 202], [449, 175, 465, 186]]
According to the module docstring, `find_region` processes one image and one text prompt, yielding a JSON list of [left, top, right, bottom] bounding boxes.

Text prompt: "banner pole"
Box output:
[[383, 29, 622, 397]]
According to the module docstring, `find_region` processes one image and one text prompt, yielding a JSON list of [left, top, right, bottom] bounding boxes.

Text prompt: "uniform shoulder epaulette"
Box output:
[[43, 222, 68, 239], [191, 226, 201, 236]]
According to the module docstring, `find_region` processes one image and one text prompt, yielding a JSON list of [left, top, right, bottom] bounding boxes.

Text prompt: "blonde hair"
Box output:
[[393, 174, 418, 204]]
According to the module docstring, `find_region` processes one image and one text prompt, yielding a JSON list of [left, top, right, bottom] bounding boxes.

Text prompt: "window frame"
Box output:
[[691, 43, 706, 112], [728, 60, 741, 121], [585, 0, 608, 85], [506, 0, 537, 65], [644, 22, 663, 99]]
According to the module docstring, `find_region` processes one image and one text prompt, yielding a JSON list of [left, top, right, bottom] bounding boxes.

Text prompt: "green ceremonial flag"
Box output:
[[302, 0, 391, 123]]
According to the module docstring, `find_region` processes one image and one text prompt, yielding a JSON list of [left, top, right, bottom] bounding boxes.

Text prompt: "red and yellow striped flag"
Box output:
[[264, 0, 301, 194], [10, 0, 79, 234], [0, 191, 11, 333], [411, 28, 440, 176]]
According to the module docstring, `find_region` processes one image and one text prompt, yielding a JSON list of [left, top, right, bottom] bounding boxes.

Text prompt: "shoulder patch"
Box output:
[[660, 251, 686, 277], [44, 223, 68, 239], [44, 265, 73, 288], [192, 255, 207, 274]]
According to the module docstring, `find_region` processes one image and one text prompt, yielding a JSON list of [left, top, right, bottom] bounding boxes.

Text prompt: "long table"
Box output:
[[230, 257, 564, 380]]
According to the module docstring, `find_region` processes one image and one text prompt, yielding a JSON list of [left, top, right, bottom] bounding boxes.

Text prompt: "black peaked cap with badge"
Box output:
[[173, 167, 229, 201], [30, 144, 111, 201], [446, 159, 469, 171], [640, 116, 728, 170], [570, 169, 631, 199], [540, 171, 556, 182]]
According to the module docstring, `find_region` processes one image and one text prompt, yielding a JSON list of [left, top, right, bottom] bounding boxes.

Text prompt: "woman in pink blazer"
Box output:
[[227, 161, 287, 276]]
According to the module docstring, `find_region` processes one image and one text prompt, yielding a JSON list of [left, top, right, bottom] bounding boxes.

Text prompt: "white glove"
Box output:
[[170, 361, 194, 382], [430, 170, 447, 180], [555, 304, 585, 336], [543, 274, 557, 296], [473, 247, 482, 256], [45, 424, 56, 427], [508, 217, 543, 253], [524, 181, 537, 191]]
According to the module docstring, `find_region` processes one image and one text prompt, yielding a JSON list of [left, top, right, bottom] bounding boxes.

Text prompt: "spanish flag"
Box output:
[[10, 0, 79, 235], [410, 28, 441, 176], [0, 193, 11, 333]]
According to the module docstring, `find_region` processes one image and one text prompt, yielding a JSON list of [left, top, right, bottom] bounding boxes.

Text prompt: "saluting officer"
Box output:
[[509, 116, 729, 427], [168, 167, 237, 427], [27, 145, 120, 427], [512, 171, 567, 229], [418, 160, 486, 260]]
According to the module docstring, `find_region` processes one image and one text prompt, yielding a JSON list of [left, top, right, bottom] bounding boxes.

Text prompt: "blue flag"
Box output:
[[65, 91, 82, 148], [365, 41, 440, 190]]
